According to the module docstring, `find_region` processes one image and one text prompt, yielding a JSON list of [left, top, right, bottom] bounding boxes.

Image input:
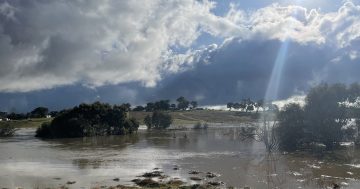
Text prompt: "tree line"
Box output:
[[133, 96, 198, 112], [137, 96, 199, 130], [0, 96, 197, 121], [0, 107, 53, 120], [227, 99, 278, 113]]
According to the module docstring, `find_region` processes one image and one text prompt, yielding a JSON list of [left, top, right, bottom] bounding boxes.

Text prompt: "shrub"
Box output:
[[35, 102, 139, 138], [35, 122, 52, 138], [276, 103, 305, 151], [0, 123, 18, 137]]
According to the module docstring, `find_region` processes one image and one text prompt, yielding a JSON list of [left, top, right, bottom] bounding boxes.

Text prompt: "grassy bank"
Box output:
[[130, 110, 255, 125], [0, 118, 53, 128], [1, 110, 254, 129]]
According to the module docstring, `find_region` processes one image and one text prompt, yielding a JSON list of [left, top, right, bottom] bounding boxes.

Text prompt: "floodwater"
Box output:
[[1, 127, 360, 189]]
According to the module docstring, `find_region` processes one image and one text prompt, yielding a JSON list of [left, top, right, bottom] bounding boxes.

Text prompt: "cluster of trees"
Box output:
[[133, 96, 198, 112], [1, 107, 52, 120], [276, 83, 360, 151], [227, 99, 276, 113], [144, 111, 173, 129], [36, 102, 139, 138], [0, 112, 7, 119]]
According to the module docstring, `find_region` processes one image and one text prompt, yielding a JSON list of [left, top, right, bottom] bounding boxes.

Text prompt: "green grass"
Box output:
[[0, 110, 255, 128], [0, 110, 255, 129], [0, 118, 53, 128], [130, 110, 255, 125]]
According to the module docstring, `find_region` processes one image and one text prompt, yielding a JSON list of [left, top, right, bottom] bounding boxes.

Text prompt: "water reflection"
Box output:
[[1, 127, 360, 188], [47, 134, 140, 150], [73, 158, 103, 169]]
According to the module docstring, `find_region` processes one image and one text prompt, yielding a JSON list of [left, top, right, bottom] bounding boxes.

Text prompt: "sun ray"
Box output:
[[264, 39, 290, 102]]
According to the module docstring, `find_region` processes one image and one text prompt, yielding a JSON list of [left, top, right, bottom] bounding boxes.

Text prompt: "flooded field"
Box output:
[[1, 127, 360, 189]]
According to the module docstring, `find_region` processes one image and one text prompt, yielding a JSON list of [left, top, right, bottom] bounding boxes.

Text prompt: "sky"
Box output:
[[1, 0, 360, 112]]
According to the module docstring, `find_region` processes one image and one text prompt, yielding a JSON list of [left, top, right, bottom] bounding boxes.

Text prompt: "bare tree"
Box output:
[[238, 113, 278, 153]]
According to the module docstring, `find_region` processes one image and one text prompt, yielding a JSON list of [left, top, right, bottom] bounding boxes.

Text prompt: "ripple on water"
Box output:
[[2, 128, 360, 189]]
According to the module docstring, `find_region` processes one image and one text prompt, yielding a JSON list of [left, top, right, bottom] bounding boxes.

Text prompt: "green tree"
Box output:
[[144, 111, 172, 129], [7, 112, 27, 120], [227, 102, 234, 110], [154, 100, 170, 111], [30, 107, 49, 118], [35, 102, 139, 138], [121, 103, 131, 111], [145, 102, 155, 112], [304, 83, 349, 149], [276, 103, 305, 151], [0, 112, 7, 119], [133, 106, 145, 111], [239, 103, 246, 112], [233, 103, 241, 110], [190, 101, 198, 109], [49, 111, 59, 117], [276, 83, 360, 151], [246, 104, 254, 113], [255, 99, 264, 113], [144, 115, 153, 128], [170, 104, 177, 110], [177, 96, 189, 110]]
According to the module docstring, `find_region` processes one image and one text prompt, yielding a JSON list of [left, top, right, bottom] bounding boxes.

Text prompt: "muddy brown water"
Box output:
[[1, 127, 360, 189]]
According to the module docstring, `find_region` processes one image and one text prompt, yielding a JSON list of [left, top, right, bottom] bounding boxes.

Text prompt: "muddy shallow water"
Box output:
[[1, 127, 360, 189]]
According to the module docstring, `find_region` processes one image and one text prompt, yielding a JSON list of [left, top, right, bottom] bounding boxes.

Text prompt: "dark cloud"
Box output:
[[2, 37, 355, 112], [152, 39, 336, 104], [1, 1, 360, 112]]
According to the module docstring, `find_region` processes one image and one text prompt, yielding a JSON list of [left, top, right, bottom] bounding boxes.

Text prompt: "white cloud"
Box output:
[[1, 1, 360, 93], [349, 50, 359, 60], [0, 0, 241, 92], [273, 95, 306, 110]]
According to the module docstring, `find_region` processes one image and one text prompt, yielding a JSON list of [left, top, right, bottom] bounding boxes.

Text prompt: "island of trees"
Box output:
[[35, 102, 139, 138], [132, 96, 199, 112]]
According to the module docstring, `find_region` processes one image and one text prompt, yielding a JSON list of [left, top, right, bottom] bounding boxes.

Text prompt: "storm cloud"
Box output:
[[1, 1, 360, 111], [153, 2, 360, 103]]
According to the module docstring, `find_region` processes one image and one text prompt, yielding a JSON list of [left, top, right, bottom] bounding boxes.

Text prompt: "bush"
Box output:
[[35, 122, 52, 138], [144, 111, 172, 129], [0, 124, 18, 137], [276, 83, 360, 151], [276, 103, 305, 151], [35, 102, 139, 138]]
